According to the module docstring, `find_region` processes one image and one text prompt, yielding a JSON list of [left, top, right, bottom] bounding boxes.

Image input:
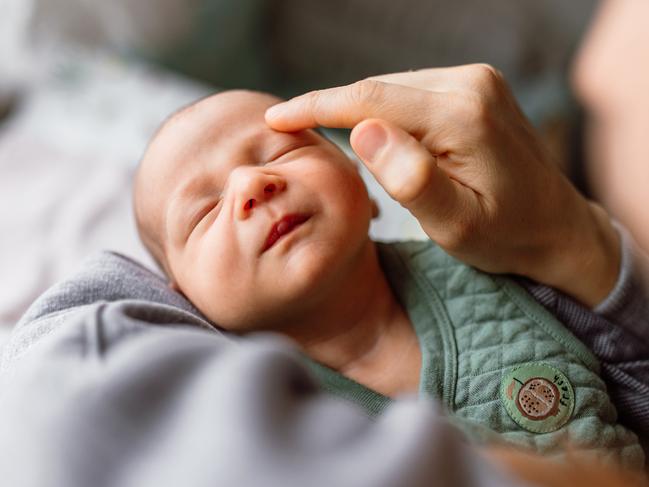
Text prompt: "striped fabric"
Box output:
[[518, 234, 649, 443]]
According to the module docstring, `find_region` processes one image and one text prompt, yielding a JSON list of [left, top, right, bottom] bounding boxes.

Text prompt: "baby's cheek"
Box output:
[[189, 247, 267, 329], [340, 169, 372, 214]]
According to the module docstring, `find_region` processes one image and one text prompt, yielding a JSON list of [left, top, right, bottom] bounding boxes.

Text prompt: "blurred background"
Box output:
[[0, 0, 599, 336]]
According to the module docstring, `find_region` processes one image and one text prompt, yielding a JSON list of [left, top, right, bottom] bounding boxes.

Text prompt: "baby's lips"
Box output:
[[262, 214, 310, 252]]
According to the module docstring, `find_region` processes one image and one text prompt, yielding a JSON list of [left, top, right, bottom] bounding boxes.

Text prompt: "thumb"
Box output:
[[350, 119, 463, 221]]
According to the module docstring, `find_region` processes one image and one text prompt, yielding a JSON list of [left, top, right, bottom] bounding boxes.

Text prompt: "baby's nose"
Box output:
[[231, 168, 286, 220]]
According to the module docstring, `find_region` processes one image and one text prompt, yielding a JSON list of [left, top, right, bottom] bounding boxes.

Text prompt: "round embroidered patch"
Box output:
[[501, 362, 574, 433]]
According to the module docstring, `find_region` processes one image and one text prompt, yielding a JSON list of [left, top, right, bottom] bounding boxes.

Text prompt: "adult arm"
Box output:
[[264, 68, 649, 441], [265, 66, 620, 308]]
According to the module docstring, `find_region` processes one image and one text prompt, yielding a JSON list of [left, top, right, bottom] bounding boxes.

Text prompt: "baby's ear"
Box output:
[[371, 198, 380, 219]]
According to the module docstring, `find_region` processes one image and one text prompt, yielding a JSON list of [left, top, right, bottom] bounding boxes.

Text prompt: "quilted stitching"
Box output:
[[390, 240, 644, 469]]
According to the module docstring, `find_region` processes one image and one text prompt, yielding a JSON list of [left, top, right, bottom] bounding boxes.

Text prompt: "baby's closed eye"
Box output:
[[190, 198, 223, 235], [262, 141, 313, 165]]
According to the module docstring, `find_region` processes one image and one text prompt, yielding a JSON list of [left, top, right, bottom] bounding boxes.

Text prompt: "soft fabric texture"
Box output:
[[1, 250, 210, 372], [0, 251, 528, 487], [3, 243, 649, 485], [518, 225, 649, 445], [305, 241, 644, 467]]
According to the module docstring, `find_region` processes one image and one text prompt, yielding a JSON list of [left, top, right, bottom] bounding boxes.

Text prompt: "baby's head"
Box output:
[[133, 90, 375, 332]]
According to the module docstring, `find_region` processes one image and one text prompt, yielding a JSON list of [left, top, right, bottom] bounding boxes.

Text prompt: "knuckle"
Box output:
[[305, 89, 323, 113], [469, 63, 505, 98], [493, 67, 505, 82], [349, 79, 385, 108], [471, 63, 503, 84], [387, 157, 434, 204]]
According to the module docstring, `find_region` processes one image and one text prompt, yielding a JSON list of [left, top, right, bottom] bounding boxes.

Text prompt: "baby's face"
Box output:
[[136, 91, 373, 331]]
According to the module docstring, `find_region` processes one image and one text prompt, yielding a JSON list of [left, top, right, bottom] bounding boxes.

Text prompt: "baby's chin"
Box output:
[[199, 237, 374, 333]]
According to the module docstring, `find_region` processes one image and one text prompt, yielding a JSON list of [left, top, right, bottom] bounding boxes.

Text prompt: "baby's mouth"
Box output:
[[263, 214, 310, 252]]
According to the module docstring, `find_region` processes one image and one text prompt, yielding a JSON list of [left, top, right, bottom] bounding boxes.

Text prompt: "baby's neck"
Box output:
[[281, 241, 422, 397]]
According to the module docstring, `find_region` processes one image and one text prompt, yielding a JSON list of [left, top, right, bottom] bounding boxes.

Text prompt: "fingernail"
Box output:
[[355, 123, 387, 162], [265, 103, 286, 120]]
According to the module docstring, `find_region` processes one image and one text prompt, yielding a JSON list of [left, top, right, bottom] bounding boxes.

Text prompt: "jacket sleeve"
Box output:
[[519, 226, 649, 442]]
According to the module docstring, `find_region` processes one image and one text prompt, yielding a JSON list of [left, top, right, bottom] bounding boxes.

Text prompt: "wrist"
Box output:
[[533, 200, 621, 308], [582, 202, 621, 306]]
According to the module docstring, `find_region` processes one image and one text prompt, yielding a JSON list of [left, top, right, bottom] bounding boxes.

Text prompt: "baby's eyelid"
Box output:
[[191, 198, 222, 233], [207, 197, 223, 219], [265, 142, 311, 165], [263, 154, 284, 166]]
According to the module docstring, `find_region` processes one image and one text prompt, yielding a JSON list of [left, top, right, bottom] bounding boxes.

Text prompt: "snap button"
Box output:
[[501, 362, 574, 433]]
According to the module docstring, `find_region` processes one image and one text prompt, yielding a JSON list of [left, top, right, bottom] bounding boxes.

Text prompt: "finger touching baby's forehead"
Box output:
[[162, 90, 283, 150], [134, 91, 287, 244], [180, 90, 283, 127], [140, 90, 283, 180]]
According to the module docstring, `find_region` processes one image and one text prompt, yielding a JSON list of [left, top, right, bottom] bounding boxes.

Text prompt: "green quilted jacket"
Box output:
[[306, 240, 644, 468]]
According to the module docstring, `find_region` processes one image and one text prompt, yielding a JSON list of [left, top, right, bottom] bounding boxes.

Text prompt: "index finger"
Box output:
[[264, 79, 447, 136], [370, 64, 505, 92]]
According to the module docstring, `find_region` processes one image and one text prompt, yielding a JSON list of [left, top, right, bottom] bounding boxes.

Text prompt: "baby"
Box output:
[[133, 90, 643, 467]]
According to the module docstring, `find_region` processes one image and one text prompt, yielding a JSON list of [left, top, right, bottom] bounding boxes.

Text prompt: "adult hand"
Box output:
[[265, 65, 620, 307]]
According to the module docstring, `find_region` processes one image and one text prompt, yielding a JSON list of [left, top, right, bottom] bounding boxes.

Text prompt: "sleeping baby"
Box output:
[[132, 90, 643, 467]]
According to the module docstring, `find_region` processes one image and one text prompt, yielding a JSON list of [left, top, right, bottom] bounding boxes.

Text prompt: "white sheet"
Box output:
[[0, 53, 210, 329]]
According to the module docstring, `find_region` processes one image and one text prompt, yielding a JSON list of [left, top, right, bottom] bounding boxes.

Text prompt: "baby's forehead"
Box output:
[[135, 91, 290, 266], [164, 91, 283, 155], [180, 90, 280, 131]]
